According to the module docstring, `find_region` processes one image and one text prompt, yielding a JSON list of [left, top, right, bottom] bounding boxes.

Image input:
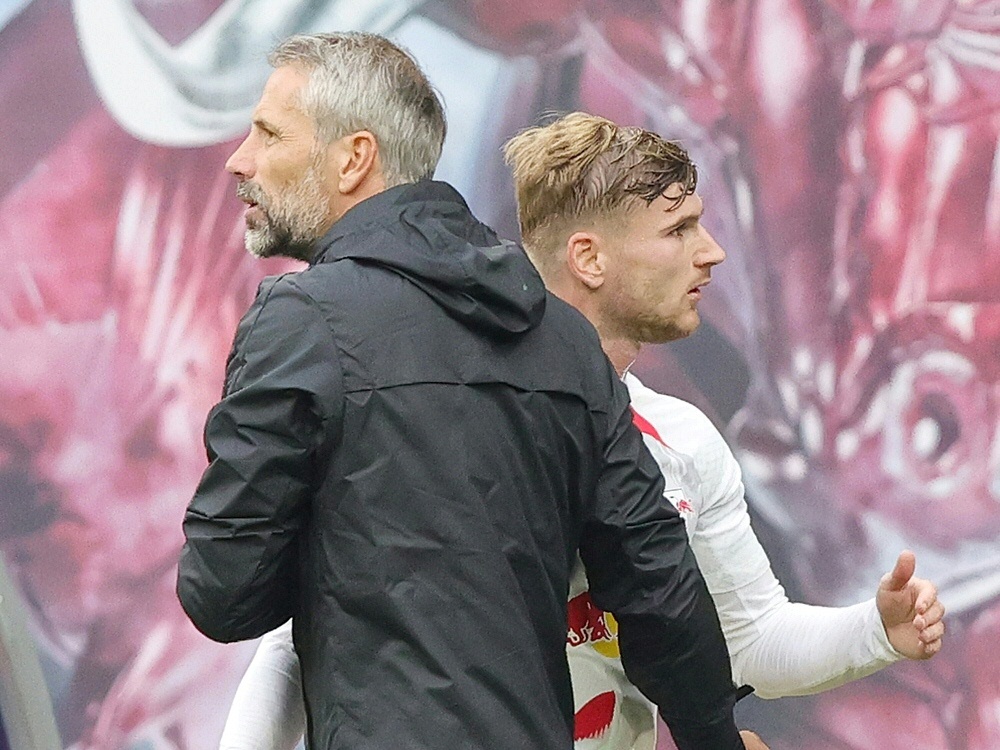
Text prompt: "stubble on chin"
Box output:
[[240, 172, 330, 262], [244, 223, 316, 262], [244, 225, 278, 259], [622, 306, 697, 345]]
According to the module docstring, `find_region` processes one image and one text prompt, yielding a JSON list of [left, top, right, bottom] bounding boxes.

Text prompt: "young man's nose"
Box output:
[[696, 228, 726, 266]]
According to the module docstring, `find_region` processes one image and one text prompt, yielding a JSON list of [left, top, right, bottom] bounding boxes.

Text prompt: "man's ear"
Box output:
[[332, 131, 381, 194], [566, 231, 606, 290]]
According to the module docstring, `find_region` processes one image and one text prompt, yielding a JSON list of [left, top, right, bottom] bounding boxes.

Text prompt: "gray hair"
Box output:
[[269, 32, 447, 187]]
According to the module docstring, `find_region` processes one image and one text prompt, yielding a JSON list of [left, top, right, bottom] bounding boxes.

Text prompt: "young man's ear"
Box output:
[[565, 231, 606, 290], [332, 131, 381, 194]]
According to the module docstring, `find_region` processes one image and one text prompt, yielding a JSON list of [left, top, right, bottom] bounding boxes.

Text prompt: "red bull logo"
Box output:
[[566, 591, 614, 646]]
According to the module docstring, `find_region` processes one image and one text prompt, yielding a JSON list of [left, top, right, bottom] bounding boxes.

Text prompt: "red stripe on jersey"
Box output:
[[630, 406, 668, 447], [574, 691, 617, 741]]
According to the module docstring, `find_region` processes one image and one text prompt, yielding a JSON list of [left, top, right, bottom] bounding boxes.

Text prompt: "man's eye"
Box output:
[[254, 124, 278, 142]]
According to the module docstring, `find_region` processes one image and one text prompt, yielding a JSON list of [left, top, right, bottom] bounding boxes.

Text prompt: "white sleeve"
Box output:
[[688, 419, 903, 700], [219, 620, 306, 750], [721, 582, 901, 698]]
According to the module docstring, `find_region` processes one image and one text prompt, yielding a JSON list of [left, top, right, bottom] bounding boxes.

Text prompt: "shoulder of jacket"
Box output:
[[544, 294, 606, 350], [288, 258, 378, 301]]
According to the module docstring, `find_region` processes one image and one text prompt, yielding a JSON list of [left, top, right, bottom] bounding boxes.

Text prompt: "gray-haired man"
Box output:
[[177, 32, 746, 750]]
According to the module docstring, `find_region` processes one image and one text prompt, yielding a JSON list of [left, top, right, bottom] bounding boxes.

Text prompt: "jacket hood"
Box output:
[[312, 181, 546, 338]]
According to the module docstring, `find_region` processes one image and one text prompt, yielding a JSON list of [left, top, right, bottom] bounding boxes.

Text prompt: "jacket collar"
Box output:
[[311, 181, 465, 265]]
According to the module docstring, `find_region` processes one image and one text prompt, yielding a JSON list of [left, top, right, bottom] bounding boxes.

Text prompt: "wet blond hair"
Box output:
[[503, 112, 697, 275]]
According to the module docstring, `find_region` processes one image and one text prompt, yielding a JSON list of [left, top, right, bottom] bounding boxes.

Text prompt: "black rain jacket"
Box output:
[[177, 181, 741, 750]]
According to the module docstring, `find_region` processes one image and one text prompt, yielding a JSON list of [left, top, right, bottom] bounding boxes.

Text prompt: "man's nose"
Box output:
[[697, 228, 726, 266], [225, 134, 255, 179]]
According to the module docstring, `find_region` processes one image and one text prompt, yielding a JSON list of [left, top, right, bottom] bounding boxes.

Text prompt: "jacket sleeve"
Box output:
[[177, 275, 344, 643], [579, 373, 741, 750]]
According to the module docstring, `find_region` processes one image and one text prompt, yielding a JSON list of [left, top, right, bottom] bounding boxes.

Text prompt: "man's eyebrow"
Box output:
[[252, 116, 279, 132], [662, 205, 704, 232]]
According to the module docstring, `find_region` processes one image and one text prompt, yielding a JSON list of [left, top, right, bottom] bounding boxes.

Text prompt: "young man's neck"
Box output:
[[600, 336, 640, 378], [543, 278, 640, 378]]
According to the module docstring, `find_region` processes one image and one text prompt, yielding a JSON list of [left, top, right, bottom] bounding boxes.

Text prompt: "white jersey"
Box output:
[[219, 374, 902, 750], [565, 374, 901, 749]]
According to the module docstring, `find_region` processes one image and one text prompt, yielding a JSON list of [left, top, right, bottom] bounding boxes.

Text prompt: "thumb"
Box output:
[[881, 550, 916, 593]]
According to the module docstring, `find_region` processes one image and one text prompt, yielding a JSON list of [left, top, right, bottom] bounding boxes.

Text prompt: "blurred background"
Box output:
[[1, 1, 998, 748]]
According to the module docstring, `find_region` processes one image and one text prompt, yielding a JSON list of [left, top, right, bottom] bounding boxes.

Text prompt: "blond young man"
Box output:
[[505, 112, 944, 747], [216, 112, 944, 750]]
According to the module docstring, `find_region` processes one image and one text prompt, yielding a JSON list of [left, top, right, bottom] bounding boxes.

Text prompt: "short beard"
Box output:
[[626, 314, 693, 344], [238, 156, 330, 263], [604, 295, 695, 345]]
